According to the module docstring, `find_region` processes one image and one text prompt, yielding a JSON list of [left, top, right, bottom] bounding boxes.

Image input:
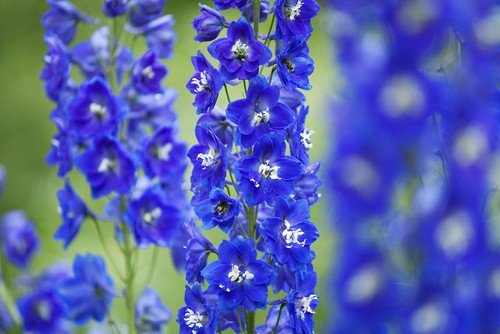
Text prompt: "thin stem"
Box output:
[[91, 216, 125, 282], [253, 0, 260, 39], [143, 246, 159, 287], [122, 221, 136, 334], [268, 65, 277, 85], [246, 309, 256, 334], [264, 14, 276, 47], [272, 303, 286, 334], [243, 79, 248, 94], [224, 83, 232, 103]]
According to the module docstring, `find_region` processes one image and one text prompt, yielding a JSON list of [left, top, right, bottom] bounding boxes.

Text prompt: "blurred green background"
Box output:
[[0, 0, 338, 332]]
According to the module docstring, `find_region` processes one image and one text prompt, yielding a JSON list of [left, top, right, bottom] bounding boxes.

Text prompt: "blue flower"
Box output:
[[46, 116, 78, 177], [212, 0, 246, 11], [260, 197, 318, 270], [76, 136, 136, 198], [54, 180, 90, 249], [41, 34, 71, 102], [135, 287, 172, 333], [255, 304, 292, 333], [127, 87, 178, 131], [289, 105, 313, 165], [0, 165, 5, 199], [208, 17, 272, 80], [201, 237, 276, 312], [276, 36, 314, 91], [275, 0, 320, 40], [177, 284, 218, 334], [286, 271, 318, 334], [127, 15, 176, 59], [194, 188, 241, 233], [1, 211, 39, 268], [293, 161, 322, 205], [233, 133, 304, 205], [125, 186, 182, 247], [67, 77, 126, 140], [192, 5, 229, 42], [58, 254, 117, 324], [128, 0, 166, 27], [240, 0, 272, 23], [143, 125, 187, 181], [227, 75, 295, 148], [41, 0, 93, 44], [131, 50, 167, 94], [17, 289, 65, 333], [196, 106, 235, 148], [187, 51, 224, 115], [0, 299, 14, 332], [102, 0, 128, 17]]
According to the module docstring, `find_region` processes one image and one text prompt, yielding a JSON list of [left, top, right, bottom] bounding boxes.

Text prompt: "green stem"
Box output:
[[246, 310, 256, 334], [143, 246, 159, 287], [224, 83, 232, 103], [272, 303, 286, 334], [122, 222, 136, 334], [253, 0, 260, 39], [91, 216, 125, 282]]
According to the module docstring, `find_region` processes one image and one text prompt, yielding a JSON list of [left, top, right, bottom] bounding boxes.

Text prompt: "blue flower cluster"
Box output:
[[37, 0, 189, 333], [179, 0, 321, 333], [327, 0, 500, 332]]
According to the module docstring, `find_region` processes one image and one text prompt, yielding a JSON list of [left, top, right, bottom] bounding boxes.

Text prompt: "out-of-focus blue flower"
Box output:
[[54, 180, 90, 249], [260, 197, 318, 270], [227, 75, 295, 148], [127, 87, 178, 131], [177, 284, 218, 334], [135, 287, 172, 333], [275, 0, 320, 40], [0, 299, 14, 332], [41, 34, 71, 102], [131, 50, 167, 94], [233, 133, 304, 205], [67, 77, 126, 140], [58, 254, 117, 324], [128, 15, 176, 59], [276, 36, 314, 91], [192, 5, 229, 42], [41, 0, 94, 44], [187, 51, 224, 115], [240, 0, 272, 23], [201, 237, 276, 312], [46, 115, 79, 177], [270, 74, 306, 111], [17, 261, 72, 291], [72, 27, 133, 82], [212, 0, 246, 11], [76, 136, 136, 198], [128, 0, 166, 27], [208, 18, 272, 80], [286, 271, 318, 334], [143, 125, 187, 181], [1, 211, 39, 268], [103, 0, 128, 17], [17, 288, 65, 333], [126, 187, 182, 247], [194, 188, 241, 233]]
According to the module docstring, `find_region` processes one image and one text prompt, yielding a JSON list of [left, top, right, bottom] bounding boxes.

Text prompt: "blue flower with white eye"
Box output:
[[102, 0, 128, 17], [201, 237, 276, 312], [127, 15, 176, 59], [67, 77, 127, 140], [286, 271, 318, 334], [41, 0, 93, 44], [274, 0, 320, 41], [192, 5, 229, 42], [125, 186, 182, 247], [233, 133, 304, 206], [227, 75, 295, 148], [72, 27, 133, 82], [1, 211, 39, 268], [41, 34, 71, 102], [143, 125, 187, 181], [131, 50, 167, 94], [260, 197, 318, 270], [76, 136, 136, 198], [135, 287, 172, 333], [208, 17, 272, 80], [58, 254, 117, 324], [194, 188, 241, 233], [188, 125, 230, 203], [177, 284, 218, 334], [54, 180, 90, 249], [187, 51, 224, 115], [17, 288, 66, 333], [276, 36, 314, 91], [289, 105, 313, 165]]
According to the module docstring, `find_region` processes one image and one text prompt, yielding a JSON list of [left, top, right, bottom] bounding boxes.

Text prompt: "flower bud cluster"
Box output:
[[327, 0, 500, 332], [178, 0, 322, 333]]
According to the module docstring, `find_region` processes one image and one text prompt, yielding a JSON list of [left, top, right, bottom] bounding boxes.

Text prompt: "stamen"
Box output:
[[197, 147, 219, 168], [98, 158, 116, 173], [282, 220, 306, 248], [184, 308, 205, 329], [258, 161, 280, 179], [156, 143, 173, 161], [90, 102, 107, 119], [142, 65, 155, 80], [143, 207, 162, 225], [287, 0, 303, 20], [296, 294, 317, 320], [300, 129, 315, 149], [251, 108, 270, 126], [191, 71, 210, 93], [231, 39, 250, 61]]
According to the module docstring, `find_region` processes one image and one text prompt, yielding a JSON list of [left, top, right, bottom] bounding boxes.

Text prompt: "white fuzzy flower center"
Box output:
[[191, 71, 209, 93], [287, 0, 303, 20], [228, 264, 254, 283], [300, 129, 314, 149], [197, 147, 218, 168], [90, 102, 107, 119], [252, 108, 270, 126], [142, 207, 162, 225], [259, 161, 280, 179], [98, 158, 116, 173], [282, 220, 306, 248], [296, 294, 317, 320], [157, 143, 173, 161], [232, 39, 249, 61], [184, 308, 205, 330]]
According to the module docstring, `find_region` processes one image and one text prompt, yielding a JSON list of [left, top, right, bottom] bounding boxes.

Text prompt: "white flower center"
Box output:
[[287, 0, 303, 20], [232, 39, 249, 61], [36, 299, 52, 321], [259, 161, 280, 179], [90, 102, 107, 119], [300, 129, 314, 149], [282, 220, 306, 248], [142, 207, 162, 225], [191, 71, 209, 93], [197, 147, 218, 168], [142, 65, 155, 80], [157, 143, 173, 161], [98, 158, 116, 173], [228, 264, 254, 283], [251, 108, 270, 126], [296, 294, 317, 320], [184, 308, 205, 330]]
